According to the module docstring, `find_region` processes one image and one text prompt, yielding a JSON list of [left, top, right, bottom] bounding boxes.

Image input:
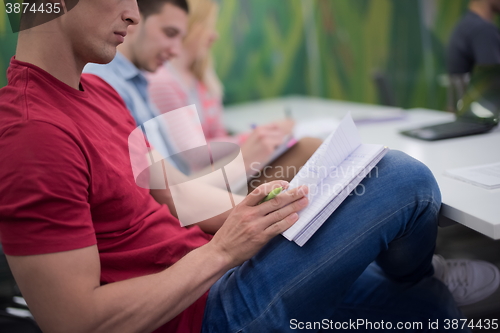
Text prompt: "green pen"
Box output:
[[259, 186, 283, 205]]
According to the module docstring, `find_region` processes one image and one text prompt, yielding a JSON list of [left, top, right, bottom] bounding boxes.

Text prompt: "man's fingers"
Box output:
[[262, 186, 308, 236], [264, 212, 299, 236], [261, 192, 308, 228], [258, 185, 308, 215], [245, 180, 289, 206]]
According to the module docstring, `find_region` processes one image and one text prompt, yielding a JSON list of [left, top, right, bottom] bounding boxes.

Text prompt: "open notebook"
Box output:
[[282, 113, 389, 246]]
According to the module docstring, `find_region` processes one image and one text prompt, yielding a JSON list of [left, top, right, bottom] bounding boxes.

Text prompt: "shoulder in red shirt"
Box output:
[[0, 57, 211, 333]]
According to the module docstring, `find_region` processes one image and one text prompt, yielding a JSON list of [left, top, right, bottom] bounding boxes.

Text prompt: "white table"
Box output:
[[224, 96, 500, 239]]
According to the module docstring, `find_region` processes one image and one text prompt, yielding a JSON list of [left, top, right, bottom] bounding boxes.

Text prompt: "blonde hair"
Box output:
[[185, 0, 223, 98]]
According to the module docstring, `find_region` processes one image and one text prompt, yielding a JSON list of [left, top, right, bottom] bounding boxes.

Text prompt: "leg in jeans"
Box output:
[[202, 151, 461, 332], [321, 263, 469, 332]]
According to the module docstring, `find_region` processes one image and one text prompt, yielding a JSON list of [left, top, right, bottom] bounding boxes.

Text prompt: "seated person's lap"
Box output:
[[202, 151, 464, 332]]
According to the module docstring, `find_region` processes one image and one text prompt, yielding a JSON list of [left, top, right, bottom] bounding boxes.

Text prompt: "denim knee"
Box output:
[[379, 150, 441, 211]]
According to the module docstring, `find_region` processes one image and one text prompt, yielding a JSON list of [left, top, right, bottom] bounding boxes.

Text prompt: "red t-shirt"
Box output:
[[0, 58, 212, 333]]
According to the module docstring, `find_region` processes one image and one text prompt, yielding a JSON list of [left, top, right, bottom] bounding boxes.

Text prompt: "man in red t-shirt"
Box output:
[[1, 1, 498, 333], [0, 0, 308, 332]]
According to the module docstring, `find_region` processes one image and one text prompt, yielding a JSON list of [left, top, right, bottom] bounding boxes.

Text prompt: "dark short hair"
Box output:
[[137, 0, 189, 18]]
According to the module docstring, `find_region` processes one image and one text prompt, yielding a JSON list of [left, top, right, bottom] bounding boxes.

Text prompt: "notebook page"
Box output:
[[294, 146, 388, 246], [284, 144, 385, 242], [282, 113, 363, 241], [301, 144, 385, 226]]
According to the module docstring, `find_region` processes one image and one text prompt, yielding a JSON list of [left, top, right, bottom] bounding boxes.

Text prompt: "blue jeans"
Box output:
[[201, 151, 469, 333]]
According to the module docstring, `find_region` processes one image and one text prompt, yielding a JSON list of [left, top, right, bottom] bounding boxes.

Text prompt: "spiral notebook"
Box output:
[[282, 113, 389, 246]]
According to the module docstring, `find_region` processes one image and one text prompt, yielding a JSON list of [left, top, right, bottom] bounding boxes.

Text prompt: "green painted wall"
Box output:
[[0, 0, 478, 110], [0, 4, 17, 89], [212, 0, 472, 110]]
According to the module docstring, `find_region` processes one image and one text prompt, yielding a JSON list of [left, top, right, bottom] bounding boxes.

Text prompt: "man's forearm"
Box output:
[[88, 242, 231, 333], [8, 243, 232, 333]]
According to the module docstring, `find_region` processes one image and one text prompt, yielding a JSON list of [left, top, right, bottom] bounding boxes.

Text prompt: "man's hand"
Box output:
[[209, 180, 308, 267]]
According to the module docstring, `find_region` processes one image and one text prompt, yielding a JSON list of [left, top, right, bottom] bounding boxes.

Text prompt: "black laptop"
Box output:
[[400, 65, 500, 141]]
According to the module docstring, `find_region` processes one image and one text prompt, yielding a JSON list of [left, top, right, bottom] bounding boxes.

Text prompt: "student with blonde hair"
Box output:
[[148, 0, 320, 185]]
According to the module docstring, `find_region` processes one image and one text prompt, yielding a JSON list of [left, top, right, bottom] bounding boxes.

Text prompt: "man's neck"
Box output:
[[15, 28, 84, 90], [469, 1, 495, 22]]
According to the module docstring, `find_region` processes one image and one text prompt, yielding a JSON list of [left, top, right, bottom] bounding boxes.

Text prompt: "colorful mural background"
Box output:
[[211, 0, 473, 110], [0, 0, 488, 110]]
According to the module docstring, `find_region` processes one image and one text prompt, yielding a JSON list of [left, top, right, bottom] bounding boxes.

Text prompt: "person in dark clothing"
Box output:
[[447, 0, 500, 74]]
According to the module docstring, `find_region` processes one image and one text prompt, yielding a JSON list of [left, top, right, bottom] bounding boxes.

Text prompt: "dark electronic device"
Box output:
[[400, 65, 500, 141]]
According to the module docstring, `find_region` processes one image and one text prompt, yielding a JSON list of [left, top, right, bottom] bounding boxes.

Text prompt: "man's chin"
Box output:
[[144, 62, 161, 73], [88, 49, 117, 65]]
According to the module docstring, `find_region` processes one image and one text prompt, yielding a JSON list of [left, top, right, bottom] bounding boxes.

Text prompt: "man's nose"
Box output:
[[123, 0, 140, 26]]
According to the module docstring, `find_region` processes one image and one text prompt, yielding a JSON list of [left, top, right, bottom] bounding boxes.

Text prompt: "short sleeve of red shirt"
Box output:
[[0, 120, 96, 255]]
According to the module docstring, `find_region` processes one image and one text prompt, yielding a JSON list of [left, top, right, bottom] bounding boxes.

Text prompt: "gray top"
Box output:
[[447, 11, 500, 74]]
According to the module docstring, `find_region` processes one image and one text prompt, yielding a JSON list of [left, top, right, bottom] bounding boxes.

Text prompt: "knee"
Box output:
[[376, 150, 441, 208]]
